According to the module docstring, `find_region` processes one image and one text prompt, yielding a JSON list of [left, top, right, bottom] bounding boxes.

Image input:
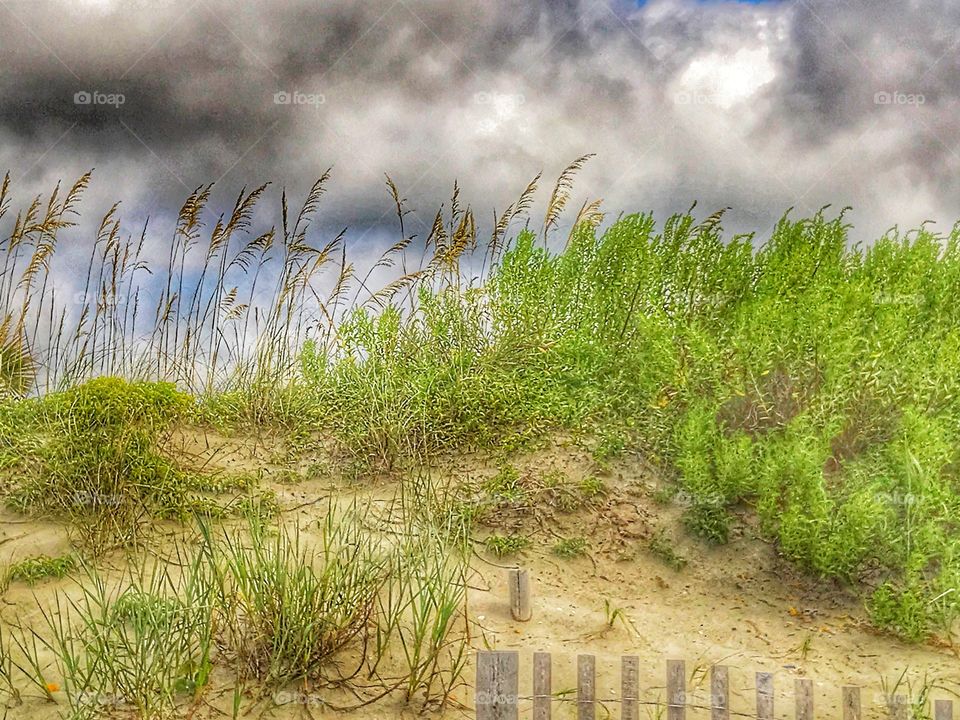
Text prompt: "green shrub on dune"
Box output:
[[8, 377, 195, 546]]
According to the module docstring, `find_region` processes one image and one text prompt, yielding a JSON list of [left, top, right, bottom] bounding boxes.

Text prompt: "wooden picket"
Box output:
[[622, 655, 639, 720], [476, 651, 518, 720], [711, 665, 730, 720], [532, 651, 551, 720]]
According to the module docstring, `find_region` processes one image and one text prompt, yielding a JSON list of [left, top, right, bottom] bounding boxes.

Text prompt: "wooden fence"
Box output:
[[475, 651, 956, 720]]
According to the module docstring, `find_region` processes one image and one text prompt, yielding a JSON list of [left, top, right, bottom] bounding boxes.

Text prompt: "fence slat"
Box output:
[[533, 652, 552, 720], [508, 568, 531, 621], [842, 687, 861, 720], [622, 656, 639, 720], [891, 695, 909, 720], [756, 672, 775, 720], [668, 659, 686, 720], [796, 678, 813, 720], [476, 651, 519, 720], [935, 700, 954, 720], [578, 655, 596, 720], [712, 665, 730, 720]]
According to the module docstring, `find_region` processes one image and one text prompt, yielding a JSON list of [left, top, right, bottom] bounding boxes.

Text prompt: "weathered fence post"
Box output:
[[891, 695, 909, 720], [667, 659, 686, 720], [756, 672, 775, 720], [508, 568, 531, 621], [578, 654, 596, 720], [711, 665, 730, 720], [842, 687, 861, 720], [476, 651, 519, 720], [796, 678, 813, 720], [622, 655, 639, 720], [935, 699, 954, 720], [533, 651, 551, 720]]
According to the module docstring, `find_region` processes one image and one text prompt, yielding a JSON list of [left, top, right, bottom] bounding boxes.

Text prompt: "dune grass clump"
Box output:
[[5, 554, 76, 584], [553, 537, 588, 559], [5, 492, 471, 716], [484, 533, 529, 558], [11, 551, 214, 719], [7, 377, 198, 548], [203, 508, 387, 687]]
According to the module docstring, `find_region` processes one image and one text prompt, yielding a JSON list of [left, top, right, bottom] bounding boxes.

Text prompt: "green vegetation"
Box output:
[[3, 493, 470, 717], [553, 536, 589, 558], [648, 530, 688, 571], [578, 475, 606, 500], [484, 533, 530, 558], [4, 378, 227, 549], [482, 465, 528, 504], [5, 554, 76, 584], [0, 156, 956, 718], [592, 428, 627, 468]]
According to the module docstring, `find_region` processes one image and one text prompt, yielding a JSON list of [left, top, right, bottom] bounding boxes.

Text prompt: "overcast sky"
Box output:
[[1, 0, 959, 248]]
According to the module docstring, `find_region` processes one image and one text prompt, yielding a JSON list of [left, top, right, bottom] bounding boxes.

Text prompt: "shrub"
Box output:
[[8, 377, 194, 548]]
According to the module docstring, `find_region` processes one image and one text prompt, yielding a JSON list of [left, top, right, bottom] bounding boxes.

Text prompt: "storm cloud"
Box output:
[[1, 0, 959, 244]]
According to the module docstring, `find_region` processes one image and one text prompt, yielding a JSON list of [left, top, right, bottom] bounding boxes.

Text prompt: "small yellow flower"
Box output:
[[45, 682, 60, 693]]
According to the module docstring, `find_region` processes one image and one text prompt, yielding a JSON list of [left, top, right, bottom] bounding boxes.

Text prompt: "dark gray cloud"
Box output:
[[1, 0, 959, 245]]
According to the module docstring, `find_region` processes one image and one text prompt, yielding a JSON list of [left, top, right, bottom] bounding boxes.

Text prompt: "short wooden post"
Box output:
[[842, 687, 861, 720], [667, 659, 686, 720], [796, 678, 813, 720], [578, 654, 596, 720], [891, 695, 909, 720], [533, 652, 552, 720], [476, 651, 519, 720], [711, 665, 730, 720], [622, 655, 639, 720], [756, 672, 775, 720], [935, 700, 954, 720], [508, 568, 531, 621]]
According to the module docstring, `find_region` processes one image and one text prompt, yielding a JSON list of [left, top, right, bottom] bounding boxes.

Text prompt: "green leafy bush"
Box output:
[[9, 377, 195, 547]]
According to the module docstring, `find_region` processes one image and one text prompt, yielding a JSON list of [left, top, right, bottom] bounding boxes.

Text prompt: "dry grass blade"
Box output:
[[0, 172, 10, 222], [0, 325, 34, 396], [568, 198, 605, 246], [543, 154, 594, 239], [698, 206, 730, 235], [289, 168, 332, 244]]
